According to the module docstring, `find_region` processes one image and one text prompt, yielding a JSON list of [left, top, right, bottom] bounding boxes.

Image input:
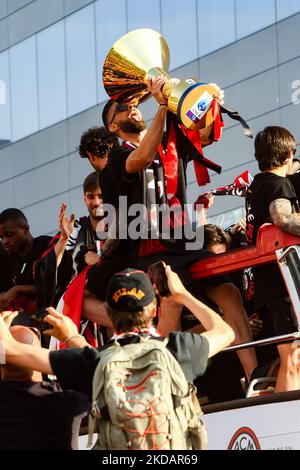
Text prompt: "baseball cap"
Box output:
[[106, 268, 155, 312]]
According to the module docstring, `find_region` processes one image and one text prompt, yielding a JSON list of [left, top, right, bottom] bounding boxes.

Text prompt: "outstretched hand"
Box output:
[[165, 265, 188, 303], [0, 313, 12, 344], [230, 217, 247, 234], [206, 193, 215, 209], [248, 313, 263, 337], [59, 203, 75, 240], [147, 75, 168, 106], [208, 83, 225, 106], [0, 310, 18, 327]]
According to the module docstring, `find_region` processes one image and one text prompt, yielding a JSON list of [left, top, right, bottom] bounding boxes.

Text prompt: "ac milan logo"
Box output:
[[228, 427, 261, 450]]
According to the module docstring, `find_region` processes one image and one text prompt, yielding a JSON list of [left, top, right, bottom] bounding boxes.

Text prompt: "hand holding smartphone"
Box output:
[[30, 310, 53, 332], [147, 261, 170, 297]]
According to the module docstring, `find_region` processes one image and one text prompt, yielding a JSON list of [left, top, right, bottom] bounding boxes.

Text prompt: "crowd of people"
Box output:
[[0, 76, 300, 450]]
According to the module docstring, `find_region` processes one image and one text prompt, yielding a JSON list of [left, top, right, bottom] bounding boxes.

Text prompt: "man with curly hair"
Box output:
[[79, 126, 119, 173]]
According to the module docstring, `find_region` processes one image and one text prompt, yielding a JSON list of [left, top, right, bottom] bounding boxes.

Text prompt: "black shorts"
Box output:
[[85, 255, 139, 300], [262, 297, 298, 336], [137, 249, 230, 287], [86, 250, 230, 303]]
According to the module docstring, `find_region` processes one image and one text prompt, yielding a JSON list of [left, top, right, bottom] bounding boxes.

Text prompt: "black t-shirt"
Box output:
[[12, 236, 52, 287], [100, 144, 196, 256], [288, 172, 300, 202], [245, 172, 298, 307], [6, 235, 73, 310], [0, 242, 16, 292], [245, 172, 297, 244], [99, 148, 141, 255], [104, 147, 142, 208], [0, 380, 89, 450], [68, 216, 103, 274], [49, 332, 209, 399]]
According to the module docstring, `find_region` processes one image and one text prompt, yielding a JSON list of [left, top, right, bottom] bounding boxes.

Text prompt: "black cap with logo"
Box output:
[[106, 268, 155, 312]]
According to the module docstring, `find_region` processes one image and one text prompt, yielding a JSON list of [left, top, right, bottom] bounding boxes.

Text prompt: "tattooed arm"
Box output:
[[269, 198, 300, 236]]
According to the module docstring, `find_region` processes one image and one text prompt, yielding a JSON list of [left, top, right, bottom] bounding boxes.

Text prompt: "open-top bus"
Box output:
[[192, 223, 300, 450]]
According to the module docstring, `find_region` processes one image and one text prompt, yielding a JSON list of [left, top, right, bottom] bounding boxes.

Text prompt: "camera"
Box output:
[[147, 261, 170, 297], [30, 310, 53, 332]]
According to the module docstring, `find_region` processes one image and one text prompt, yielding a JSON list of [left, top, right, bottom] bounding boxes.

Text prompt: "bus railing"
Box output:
[[191, 223, 300, 353]]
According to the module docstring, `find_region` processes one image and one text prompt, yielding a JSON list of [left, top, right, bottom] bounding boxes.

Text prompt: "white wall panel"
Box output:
[[14, 157, 69, 208]]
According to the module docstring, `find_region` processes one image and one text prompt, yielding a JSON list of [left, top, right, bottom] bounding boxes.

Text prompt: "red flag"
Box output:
[[56, 266, 98, 349], [211, 99, 224, 141], [158, 118, 178, 196]]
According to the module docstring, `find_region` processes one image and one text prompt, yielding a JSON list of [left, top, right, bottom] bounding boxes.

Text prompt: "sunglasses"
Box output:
[[109, 103, 130, 126]]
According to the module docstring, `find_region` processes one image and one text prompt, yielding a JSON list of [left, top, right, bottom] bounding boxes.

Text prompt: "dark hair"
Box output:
[[255, 126, 296, 171], [83, 172, 100, 194], [203, 224, 229, 250], [102, 100, 115, 130], [78, 126, 118, 159], [0, 208, 28, 227], [106, 299, 156, 333]]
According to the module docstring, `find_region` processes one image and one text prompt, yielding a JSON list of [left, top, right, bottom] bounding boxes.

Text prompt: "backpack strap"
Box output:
[[87, 341, 121, 448], [88, 360, 105, 448]]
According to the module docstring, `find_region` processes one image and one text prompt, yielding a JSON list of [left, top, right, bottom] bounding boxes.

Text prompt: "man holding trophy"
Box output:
[[83, 29, 257, 384]]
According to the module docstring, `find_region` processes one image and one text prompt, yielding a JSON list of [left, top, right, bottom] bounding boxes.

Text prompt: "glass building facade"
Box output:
[[0, 0, 300, 234]]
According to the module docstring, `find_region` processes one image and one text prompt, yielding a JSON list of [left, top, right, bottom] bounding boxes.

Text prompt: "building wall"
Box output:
[[0, 0, 299, 235]]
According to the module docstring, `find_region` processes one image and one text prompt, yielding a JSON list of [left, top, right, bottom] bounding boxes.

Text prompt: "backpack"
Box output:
[[88, 335, 207, 450]]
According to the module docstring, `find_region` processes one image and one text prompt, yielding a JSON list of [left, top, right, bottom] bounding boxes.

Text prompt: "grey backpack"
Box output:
[[88, 336, 207, 450]]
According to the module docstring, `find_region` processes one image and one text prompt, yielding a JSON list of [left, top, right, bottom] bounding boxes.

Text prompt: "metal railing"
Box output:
[[223, 244, 300, 354], [224, 331, 300, 352]]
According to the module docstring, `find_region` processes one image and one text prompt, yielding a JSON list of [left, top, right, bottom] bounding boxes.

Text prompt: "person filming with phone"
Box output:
[[0, 265, 234, 450]]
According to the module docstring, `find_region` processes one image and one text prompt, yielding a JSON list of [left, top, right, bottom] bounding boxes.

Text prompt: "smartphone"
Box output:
[[30, 310, 53, 332], [147, 261, 170, 297]]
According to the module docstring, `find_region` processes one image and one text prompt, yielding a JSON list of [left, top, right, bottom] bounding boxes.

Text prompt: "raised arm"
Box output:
[[55, 203, 75, 266], [125, 76, 168, 174], [0, 306, 90, 374], [43, 307, 90, 349], [269, 198, 300, 236], [161, 266, 235, 358]]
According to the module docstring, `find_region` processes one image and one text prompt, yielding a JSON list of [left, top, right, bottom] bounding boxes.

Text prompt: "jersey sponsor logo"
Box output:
[[186, 91, 213, 124], [228, 427, 261, 450]]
